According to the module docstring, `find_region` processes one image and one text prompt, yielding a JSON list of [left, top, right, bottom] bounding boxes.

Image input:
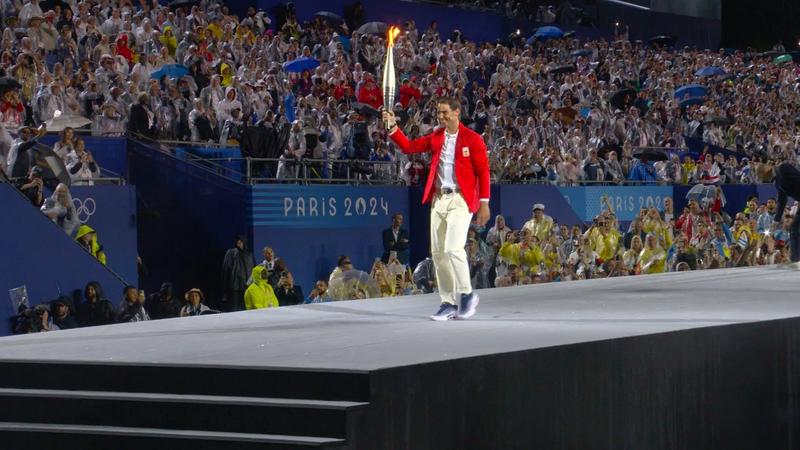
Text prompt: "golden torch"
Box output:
[[382, 26, 401, 130]]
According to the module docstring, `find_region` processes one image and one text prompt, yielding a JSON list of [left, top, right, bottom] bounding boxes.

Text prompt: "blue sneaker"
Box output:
[[430, 303, 457, 321], [456, 292, 479, 319]]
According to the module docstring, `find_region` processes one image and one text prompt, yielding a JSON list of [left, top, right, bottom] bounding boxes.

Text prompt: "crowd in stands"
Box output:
[[0, 0, 797, 186]]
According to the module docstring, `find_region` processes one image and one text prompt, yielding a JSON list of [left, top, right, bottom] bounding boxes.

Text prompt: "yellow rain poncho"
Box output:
[[244, 266, 279, 310], [74, 225, 106, 265]]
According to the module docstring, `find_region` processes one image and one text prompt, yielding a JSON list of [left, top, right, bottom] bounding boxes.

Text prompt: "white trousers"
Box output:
[[430, 192, 473, 305]]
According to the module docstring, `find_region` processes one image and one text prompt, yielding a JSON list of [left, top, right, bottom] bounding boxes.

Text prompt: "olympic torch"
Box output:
[[382, 26, 401, 130]]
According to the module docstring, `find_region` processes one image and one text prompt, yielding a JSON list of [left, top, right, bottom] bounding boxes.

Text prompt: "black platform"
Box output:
[[1, 266, 799, 449]]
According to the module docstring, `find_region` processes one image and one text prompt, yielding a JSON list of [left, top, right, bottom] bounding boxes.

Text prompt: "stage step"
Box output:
[[0, 361, 370, 402], [0, 388, 367, 438], [0, 422, 346, 450]]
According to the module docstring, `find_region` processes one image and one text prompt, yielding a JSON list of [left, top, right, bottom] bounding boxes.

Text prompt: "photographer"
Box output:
[[275, 271, 304, 306], [116, 286, 150, 323], [65, 138, 101, 185], [14, 165, 45, 207]]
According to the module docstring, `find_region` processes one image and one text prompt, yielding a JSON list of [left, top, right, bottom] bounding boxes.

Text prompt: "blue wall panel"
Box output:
[[0, 183, 126, 336]]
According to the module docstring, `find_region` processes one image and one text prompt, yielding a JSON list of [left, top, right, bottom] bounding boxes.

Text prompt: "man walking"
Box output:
[[383, 97, 491, 320]]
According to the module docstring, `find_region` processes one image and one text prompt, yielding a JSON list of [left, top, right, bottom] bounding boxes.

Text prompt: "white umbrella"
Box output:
[[45, 110, 92, 132]]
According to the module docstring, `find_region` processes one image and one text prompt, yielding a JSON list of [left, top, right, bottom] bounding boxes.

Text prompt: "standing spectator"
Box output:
[[116, 286, 150, 323], [50, 296, 78, 330], [628, 156, 658, 183], [244, 267, 279, 310], [65, 138, 100, 186], [639, 234, 666, 274], [52, 127, 75, 160], [180, 288, 212, 316], [6, 125, 46, 179], [522, 204, 554, 242], [382, 213, 410, 264], [74, 225, 106, 265], [221, 235, 254, 312], [127, 93, 154, 138], [76, 281, 115, 327], [274, 271, 304, 306], [14, 165, 45, 207], [40, 183, 78, 235], [146, 282, 182, 320], [305, 280, 332, 304]]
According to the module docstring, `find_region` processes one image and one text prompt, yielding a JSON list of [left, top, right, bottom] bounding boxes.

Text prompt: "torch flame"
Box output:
[[387, 26, 401, 47]]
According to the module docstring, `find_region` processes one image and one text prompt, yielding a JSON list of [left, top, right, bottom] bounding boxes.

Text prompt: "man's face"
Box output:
[[533, 209, 543, 220], [263, 247, 274, 260], [767, 199, 776, 211], [315, 281, 327, 293], [126, 288, 138, 302], [55, 303, 68, 318], [236, 239, 244, 250], [436, 103, 459, 128], [393, 214, 403, 228]]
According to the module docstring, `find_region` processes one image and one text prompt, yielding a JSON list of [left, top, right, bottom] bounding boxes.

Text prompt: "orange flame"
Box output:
[[387, 26, 401, 47]]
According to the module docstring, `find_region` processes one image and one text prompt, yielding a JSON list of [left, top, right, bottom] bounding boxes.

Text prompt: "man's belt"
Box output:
[[438, 187, 460, 195]]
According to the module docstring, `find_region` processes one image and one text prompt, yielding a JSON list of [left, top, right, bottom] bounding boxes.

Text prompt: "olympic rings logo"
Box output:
[[72, 197, 97, 223]]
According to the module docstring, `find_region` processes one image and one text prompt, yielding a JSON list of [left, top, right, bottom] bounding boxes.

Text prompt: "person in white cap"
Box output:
[[522, 203, 554, 242]]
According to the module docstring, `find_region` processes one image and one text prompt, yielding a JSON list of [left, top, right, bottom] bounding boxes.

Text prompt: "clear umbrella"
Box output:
[[328, 270, 382, 301]]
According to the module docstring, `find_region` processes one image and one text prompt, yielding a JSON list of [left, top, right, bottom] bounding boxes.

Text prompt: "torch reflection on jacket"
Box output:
[[382, 26, 400, 130]]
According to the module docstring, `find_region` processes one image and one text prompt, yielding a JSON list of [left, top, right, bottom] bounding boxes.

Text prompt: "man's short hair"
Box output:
[[436, 96, 460, 111]]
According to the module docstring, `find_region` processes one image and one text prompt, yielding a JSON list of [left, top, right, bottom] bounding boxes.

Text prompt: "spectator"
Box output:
[[116, 286, 150, 323], [65, 138, 101, 186], [628, 156, 658, 183], [522, 203, 554, 242], [14, 165, 45, 207], [74, 225, 106, 265], [244, 266, 279, 310], [180, 288, 212, 316], [329, 255, 354, 282], [639, 234, 666, 274], [40, 183, 79, 235], [76, 281, 115, 327], [6, 124, 46, 179], [221, 235, 254, 312], [274, 270, 304, 306], [14, 304, 57, 333], [52, 127, 75, 160], [412, 256, 436, 293], [50, 296, 78, 330], [146, 282, 182, 320], [382, 213, 410, 264], [127, 92, 153, 138], [305, 279, 332, 303]]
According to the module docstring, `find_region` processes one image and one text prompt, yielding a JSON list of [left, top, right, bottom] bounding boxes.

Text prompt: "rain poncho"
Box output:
[[244, 266, 278, 309], [75, 224, 106, 265], [158, 26, 177, 56], [40, 183, 79, 235]]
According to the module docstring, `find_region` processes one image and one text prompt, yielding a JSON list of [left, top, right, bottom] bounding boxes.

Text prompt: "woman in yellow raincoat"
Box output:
[[639, 234, 666, 274], [159, 26, 178, 57], [74, 225, 106, 265], [499, 230, 545, 275]]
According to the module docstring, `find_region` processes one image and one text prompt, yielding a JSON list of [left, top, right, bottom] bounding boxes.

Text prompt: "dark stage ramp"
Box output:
[[0, 266, 799, 449]]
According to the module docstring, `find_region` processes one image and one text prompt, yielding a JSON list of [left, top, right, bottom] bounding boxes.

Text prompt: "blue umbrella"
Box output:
[[695, 66, 726, 77], [282, 57, 320, 73], [150, 64, 189, 80], [674, 84, 707, 100], [571, 49, 592, 58], [338, 35, 351, 52], [679, 97, 706, 109], [527, 26, 564, 44]]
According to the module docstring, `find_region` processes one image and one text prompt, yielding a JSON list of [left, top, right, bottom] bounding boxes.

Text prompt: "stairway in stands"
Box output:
[[0, 361, 370, 449]]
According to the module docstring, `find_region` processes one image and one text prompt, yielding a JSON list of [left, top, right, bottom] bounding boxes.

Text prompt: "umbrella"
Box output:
[[150, 64, 189, 80], [647, 35, 676, 47], [356, 22, 388, 35], [695, 66, 726, 77], [0, 77, 22, 95], [314, 11, 343, 25], [679, 97, 706, 109], [674, 84, 707, 100], [282, 57, 320, 73], [632, 148, 668, 162], [686, 184, 726, 206], [549, 64, 576, 75], [45, 110, 92, 132], [571, 49, 592, 58], [34, 145, 71, 186], [554, 106, 577, 125], [597, 143, 622, 160], [533, 26, 564, 39], [704, 116, 733, 126], [351, 102, 380, 119], [609, 88, 636, 110], [328, 270, 381, 301], [774, 54, 792, 64]]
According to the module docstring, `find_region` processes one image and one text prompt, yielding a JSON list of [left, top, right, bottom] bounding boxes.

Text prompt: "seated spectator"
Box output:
[[14, 304, 57, 333], [219, 106, 244, 145], [180, 288, 212, 316], [74, 225, 106, 265], [50, 296, 79, 330], [146, 282, 182, 320], [274, 270, 304, 306], [370, 260, 395, 297], [116, 286, 150, 323], [305, 280, 332, 304], [639, 234, 666, 274], [329, 255, 354, 282], [41, 183, 79, 235], [92, 102, 126, 136], [14, 165, 45, 207], [412, 257, 436, 293], [76, 281, 115, 327], [244, 267, 279, 310]]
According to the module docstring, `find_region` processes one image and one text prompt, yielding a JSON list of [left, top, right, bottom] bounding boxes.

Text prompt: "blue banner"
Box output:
[[559, 186, 673, 221], [250, 185, 408, 228]]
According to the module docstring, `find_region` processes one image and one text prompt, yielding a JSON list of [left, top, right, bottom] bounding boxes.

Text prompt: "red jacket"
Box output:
[[389, 123, 490, 213]]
